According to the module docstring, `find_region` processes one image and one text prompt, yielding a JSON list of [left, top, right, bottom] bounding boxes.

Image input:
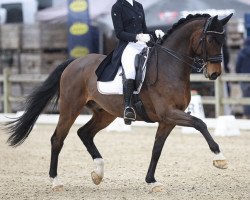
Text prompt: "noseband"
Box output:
[[152, 17, 225, 72]]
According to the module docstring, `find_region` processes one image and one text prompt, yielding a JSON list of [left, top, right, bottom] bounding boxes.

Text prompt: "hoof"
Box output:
[[52, 185, 64, 192], [50, 176, 64, 191], [91, 171, 103, 185], [213, 160, 228, 169], [213, 153, 228, 169], [148, 182, 164, 193]]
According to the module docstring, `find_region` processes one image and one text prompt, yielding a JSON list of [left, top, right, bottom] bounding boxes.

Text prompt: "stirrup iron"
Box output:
[[124, 106, 136, 123]]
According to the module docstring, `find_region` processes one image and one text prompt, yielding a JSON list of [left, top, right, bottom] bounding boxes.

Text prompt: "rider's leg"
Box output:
[[123, 78, 136, 121], [121, 42, 146, 123]]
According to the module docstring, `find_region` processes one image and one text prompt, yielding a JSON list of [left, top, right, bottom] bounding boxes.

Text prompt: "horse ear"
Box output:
[[220, 13, 233, 26], [210, 15, 218, 26]]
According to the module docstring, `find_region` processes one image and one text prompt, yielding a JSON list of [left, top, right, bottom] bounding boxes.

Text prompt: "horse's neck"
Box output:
[[159, 20, 202, 78], [163, 26, 198, 56], [158, 39, 191, 81]]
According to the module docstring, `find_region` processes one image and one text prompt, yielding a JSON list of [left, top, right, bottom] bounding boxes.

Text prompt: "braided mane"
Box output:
[[162, 14, 211, 41]]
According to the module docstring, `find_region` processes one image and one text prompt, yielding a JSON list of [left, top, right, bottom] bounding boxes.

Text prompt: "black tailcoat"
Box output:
[[95, 0, 154, 82]]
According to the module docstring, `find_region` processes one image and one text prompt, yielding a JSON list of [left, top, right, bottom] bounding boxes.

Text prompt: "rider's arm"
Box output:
[[140, 4, 157, 39]]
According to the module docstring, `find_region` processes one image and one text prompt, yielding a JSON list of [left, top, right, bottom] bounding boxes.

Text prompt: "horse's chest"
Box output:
[[167, 87, 191, 110]]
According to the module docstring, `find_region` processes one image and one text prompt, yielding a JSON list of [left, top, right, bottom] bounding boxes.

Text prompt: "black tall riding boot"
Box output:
[[123, 79, 136, 124]]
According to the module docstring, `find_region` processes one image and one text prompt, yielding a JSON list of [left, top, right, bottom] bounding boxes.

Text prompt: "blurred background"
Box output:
[[0, 0, 250, 117]]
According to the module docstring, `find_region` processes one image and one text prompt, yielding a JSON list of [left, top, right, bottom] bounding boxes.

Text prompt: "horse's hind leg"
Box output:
[[77, 108, 116, 185], [49, 106, 83, 191]]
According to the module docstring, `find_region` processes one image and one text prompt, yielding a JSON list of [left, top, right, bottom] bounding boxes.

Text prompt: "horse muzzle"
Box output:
[[204, 62, 222, 80], [209, 72, 221, 80]]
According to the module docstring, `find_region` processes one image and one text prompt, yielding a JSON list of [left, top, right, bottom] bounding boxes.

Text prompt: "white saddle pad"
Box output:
[[97, 67, 145, 95], [97, 47, 149, 95], [97, 67, 124, 95]]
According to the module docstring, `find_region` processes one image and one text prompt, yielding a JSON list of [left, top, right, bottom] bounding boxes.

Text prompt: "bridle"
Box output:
[[195, 17, 225, 69], [151, 17, 225, 73]]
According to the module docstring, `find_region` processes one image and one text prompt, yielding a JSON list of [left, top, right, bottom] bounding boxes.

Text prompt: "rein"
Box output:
[[150, 17, 225, 73], [152, 43, 207, 72]]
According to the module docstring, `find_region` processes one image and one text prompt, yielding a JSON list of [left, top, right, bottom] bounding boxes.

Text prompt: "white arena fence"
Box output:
[[0, 113, 249, 132], [0, 68, 250, 131]]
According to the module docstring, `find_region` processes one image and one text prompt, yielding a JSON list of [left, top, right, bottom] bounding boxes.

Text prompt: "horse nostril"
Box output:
[[210, 73, 218, 80]]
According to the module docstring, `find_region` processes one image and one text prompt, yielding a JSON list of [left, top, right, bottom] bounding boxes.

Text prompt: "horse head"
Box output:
[[156, 14, 233, 82], [192, 13, 233, 80]]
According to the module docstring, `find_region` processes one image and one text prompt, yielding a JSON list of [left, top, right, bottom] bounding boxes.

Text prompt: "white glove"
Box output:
[[136, 33, 150, 43], [155, 29, 165, 39]]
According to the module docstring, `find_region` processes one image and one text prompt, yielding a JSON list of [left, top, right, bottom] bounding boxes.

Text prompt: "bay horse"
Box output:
[[6, 13, 232, 192]]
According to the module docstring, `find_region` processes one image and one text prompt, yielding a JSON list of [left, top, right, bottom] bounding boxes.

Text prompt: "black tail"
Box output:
[[6, 59, 75, 147]]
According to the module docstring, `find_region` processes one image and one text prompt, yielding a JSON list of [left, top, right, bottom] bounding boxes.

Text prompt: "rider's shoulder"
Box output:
[[134, 1, 143, 8], [134, 1, 142, 6], [112, 1, 122, 11]]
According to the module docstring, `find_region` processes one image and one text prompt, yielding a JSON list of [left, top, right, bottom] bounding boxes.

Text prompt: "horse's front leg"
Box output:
[[146, 122, 175, 192], [168, 109, 228, 169]]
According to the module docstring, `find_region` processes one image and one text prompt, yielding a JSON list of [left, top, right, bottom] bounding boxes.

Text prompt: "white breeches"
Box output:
[[121, 41, 147, 79]]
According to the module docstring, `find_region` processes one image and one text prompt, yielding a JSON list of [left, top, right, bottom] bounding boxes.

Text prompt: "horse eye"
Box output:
[[207, 37, 213, 44], [214, 36, 224, 45]]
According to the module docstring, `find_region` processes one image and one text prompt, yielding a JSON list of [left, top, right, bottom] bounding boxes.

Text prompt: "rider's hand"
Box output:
[[136, 33, 150, 43], [155, 29, 165, 39]]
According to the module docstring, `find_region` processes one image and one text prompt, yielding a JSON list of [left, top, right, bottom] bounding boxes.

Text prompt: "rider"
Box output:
[[111, 0, 165, 123]]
